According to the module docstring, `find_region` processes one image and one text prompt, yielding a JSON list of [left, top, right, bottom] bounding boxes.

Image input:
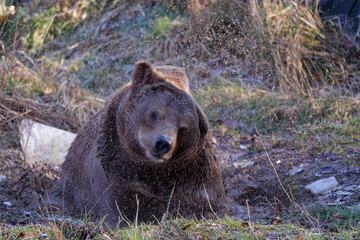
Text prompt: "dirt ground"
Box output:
[[1, 124, 359, 226], [0, 0, 359, 229]]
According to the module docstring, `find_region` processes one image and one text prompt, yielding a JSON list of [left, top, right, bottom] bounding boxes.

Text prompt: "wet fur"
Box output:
[[48, 62, 227, 226]]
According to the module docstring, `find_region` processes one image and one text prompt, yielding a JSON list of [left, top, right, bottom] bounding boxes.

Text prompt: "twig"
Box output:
[[86, 183, 113, 219], [4, 97, 43, 114], [86, 217, 105, 240], [203, 183, 219, 219], [158, 184, 176, 237], [246, 199, 259, 240], [12, 18, 19, 51], [0, 8, 11, 38], [0, 40, 5, 57], [162, 183, 176, 222], [253, 124, 296, 207], [135, 194, 139, 231], [115, 200, 131, 226], [0, 102, 23, 117], [253, 123, 317, 226], [15, 51, 41, 73], [41, 15, 56, 48]]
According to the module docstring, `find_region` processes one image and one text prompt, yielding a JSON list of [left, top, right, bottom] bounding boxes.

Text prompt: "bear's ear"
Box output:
[[196, 104, 209, 139], [132, 61, 161, 87]]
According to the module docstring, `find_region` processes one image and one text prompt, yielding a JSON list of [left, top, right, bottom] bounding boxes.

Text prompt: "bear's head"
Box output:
[[116, 62, 209, 166]]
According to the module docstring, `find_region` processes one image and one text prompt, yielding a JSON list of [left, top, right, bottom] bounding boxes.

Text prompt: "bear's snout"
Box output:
[[154, 135, 172, 155], [138, 125, 177, 162]]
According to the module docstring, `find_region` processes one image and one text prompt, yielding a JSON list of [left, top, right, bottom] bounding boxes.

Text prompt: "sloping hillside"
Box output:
[[0, 0, 359, 239]]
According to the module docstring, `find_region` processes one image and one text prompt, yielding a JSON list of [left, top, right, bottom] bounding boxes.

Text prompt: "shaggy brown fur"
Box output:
[[154, 65, 191, 94], [48, 62, 227, 226], [123, 64, 191, 94]]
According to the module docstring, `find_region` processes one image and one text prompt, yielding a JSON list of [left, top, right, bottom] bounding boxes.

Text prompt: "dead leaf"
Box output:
[[270, 215, 282, 225], [241, 221, 249, 227], [182, 224, 191, 230], [332, 211, 346, 220]]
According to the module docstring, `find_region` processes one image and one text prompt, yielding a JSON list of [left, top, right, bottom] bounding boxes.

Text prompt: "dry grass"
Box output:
[[0, 45, 103, 134], [2, 214, 360, 239], [0, 0, 103, 53], [2, 1, 360, 97], [154, 0, 360, 96], [250, 0, 360, 96], [16, 0, 355, 98]]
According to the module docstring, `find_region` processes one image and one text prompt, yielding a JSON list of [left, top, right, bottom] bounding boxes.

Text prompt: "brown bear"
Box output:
[[48, 62, 227, 226]]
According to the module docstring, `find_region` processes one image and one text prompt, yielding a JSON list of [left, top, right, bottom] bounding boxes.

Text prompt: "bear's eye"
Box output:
[[178, 127, 188, 135], [150, 111, 159, 121]]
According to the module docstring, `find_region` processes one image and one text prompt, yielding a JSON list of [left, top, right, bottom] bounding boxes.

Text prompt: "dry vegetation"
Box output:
[[196, 0, 360, 96], [137, 0, 360, 97], [1, 0, 360, 239], [253, 0, 360, 96], [2, 0, 359, 96], [1, 0, 103, 135]]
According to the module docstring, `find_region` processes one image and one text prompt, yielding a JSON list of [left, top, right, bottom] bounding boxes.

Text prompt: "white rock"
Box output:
[[3, 201, 13, 207], [343, 185, 360, 191], [289, 166, 304, 175], [23, 211, 31, 216], [335, 197, 342, 203], [0, 175, 6, 184], [233, 161, 254, 169], [335, 191, 354, 196], [19, 119, 76, 166], [317, 194, 331, 201], [306, 176, 339, 194], [239, 144, 248, 150], [327, 202, 345, 206]]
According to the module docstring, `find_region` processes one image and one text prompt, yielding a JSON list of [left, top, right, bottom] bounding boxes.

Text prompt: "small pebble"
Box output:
[[0, 175, 6, 184], [3, 201, 13, 207]]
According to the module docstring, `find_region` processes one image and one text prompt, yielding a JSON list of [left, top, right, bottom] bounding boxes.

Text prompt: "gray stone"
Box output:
[[3, 201, 13, 207], [335, 191, 354, 196], [306, 176, 339, 194], [0, 175, 6, 184], [327, 201, 345, 205], [317, 194, 331, 201], [23, 211, 31, 216], [343, 185, 360, 191], [233, 161, 254, 169], [289, 166, 304, 176], [335, 197, 342, 203]]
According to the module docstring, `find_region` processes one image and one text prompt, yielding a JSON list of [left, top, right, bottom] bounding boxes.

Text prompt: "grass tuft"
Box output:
[[250, 0, 360, 96], [0, 0, 102, 53], [196, 77, 360, 152]]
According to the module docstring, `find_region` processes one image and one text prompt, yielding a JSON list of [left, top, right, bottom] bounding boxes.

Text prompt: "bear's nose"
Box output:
[[154, 135, 172, 155]]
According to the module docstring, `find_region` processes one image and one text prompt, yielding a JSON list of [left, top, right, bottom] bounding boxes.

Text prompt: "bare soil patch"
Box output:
[[1, 122, 359, 226]]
